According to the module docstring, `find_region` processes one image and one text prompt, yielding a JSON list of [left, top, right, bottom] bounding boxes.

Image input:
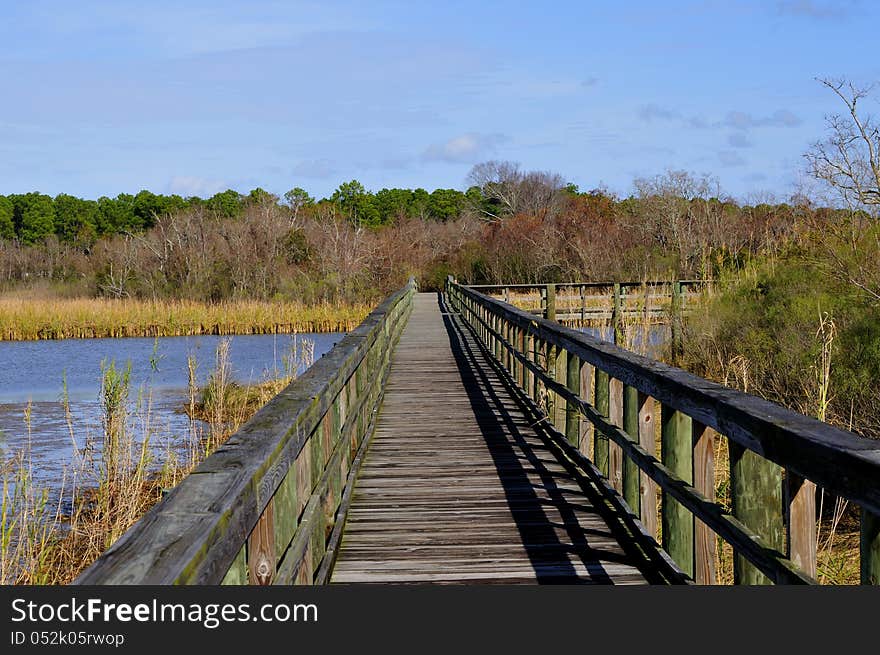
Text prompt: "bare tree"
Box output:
[[467, 160, 565, 219], [805, 78, 880, 216]]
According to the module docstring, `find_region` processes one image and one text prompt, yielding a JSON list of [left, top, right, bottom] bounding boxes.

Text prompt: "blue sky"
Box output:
[[1, 0, 877, 202]]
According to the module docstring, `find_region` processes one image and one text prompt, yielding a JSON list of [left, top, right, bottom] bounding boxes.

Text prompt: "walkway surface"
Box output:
[[330, 293, 660, 584]]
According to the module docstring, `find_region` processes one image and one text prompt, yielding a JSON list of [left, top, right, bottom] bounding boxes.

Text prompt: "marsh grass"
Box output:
[[0, 334, 315, 584], [0, 296, 369, 340]]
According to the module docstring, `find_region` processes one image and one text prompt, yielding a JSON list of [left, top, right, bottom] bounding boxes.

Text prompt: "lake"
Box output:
[[0, 333, 343, 494]]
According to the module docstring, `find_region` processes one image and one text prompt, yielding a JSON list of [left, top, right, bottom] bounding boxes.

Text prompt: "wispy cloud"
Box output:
[[292, 159, 337, 179], [728, 132, 753, 148], [723, 109, 802, 129], [168, 175, 230, 197], [775, 0, 856, 20], [718, 150, 746, 167], [422, 133, 506, 164], [637, 104, 681, 123]]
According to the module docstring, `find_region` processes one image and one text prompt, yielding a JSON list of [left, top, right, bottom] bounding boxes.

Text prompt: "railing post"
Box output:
[[693, 421, 717, 584], [786, 471, 817, 578], [555, 347, 568, 432], [862, 510, 880, 584], [638, 394, 657, 539], [608, 377, 623, 492], [671, 280, 683, 364], [565, 353, 581, 447], [661, 404, 694, 579], [545, 283, 556, 322], [546, 341, 557, 426], [622, 385, 641, 514], [594, 368, 610, 477], [729, 443, 785, 584], [612, 282, 623, 346]]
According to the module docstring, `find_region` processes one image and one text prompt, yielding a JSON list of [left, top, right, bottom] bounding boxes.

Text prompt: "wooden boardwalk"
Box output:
[[331, 293, 665, 584]]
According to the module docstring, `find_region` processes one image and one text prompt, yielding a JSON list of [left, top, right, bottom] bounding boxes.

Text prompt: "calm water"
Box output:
[[0, 333, 343, 493]]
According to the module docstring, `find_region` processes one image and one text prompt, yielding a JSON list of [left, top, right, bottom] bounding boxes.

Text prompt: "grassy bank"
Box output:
[[0, 297, 371, 340]]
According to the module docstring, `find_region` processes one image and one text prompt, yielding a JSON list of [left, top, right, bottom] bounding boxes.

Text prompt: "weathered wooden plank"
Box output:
[[692, 421, 716, 585], [331, 293, 655, 584], [661, 404, 694, 579], [785, 471, 817, 578], [729, 442, 785, 585]]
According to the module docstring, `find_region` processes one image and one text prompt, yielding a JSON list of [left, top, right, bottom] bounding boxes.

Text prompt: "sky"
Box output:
[[0, 0, 878, 202]]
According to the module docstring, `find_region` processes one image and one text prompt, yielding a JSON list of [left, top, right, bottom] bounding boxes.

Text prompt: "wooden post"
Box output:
[[594, 368, 610, 477], [546, 341, 557, 422], [580, 285, 586, 324], [671, 280, 683, 364], [608, 377, 623, 492], [612, 282, 623, 346], [661, 404, 694, 579], [860, 509, 880, 585], [546, 283, 556, 322], [622, 385, 641, 513], [533, 336, 541, 404], [247, 499, 276, 585], [554, 347, 567, 432], [525, 332, 535, 401], [565, 353, 581, 446], [729, 443, 785, 584], [786, 471, 817, 578], [692, 421, 717, 585], [638, 395, 658, 539], [579, 361, 594, 458]]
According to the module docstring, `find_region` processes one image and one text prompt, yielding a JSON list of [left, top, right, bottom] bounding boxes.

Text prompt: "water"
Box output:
[[579, 324, 671, 360], [0, 333, 343, 493]]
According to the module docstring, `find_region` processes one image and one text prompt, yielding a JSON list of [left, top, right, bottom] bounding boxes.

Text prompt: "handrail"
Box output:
[[75, 278, 417, 585], [447, 277, 880, 584]]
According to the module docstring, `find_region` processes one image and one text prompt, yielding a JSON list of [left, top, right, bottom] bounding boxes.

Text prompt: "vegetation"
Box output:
[[0, 337, 313, 584], [0, 296, 369, 340]]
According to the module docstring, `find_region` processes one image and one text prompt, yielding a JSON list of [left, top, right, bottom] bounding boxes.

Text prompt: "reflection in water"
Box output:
[[0, 333, 343, 496]]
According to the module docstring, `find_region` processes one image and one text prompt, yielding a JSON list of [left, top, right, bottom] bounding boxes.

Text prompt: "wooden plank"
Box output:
[[638, 394, 658, 540], [594, 368, 610, 477], [692, 421, 716, 585], [786, 471, 817, 578], [247, 499, 275, 585], [608, 378, 623, 493], [622, 384, 641, 515], [729, 442, 785, 585], [661, 404, 694, 579], [330, 293, 655, 585]]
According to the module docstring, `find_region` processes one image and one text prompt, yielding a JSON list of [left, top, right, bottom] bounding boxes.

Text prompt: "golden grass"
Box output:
[[0, 297, 371, 340]]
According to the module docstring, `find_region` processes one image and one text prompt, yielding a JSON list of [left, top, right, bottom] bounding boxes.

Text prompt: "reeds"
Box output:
[[0, 334, 315, 584], [0, 297, 370, 340]]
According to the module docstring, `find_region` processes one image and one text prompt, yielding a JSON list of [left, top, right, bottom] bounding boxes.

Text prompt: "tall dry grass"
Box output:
[[0, 297, 369, 340], [0, 335, 315, 584]]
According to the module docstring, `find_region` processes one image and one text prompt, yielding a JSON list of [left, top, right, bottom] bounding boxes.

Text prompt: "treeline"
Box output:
[[0, 180, 505, 246], [0, 165, 853, 303]]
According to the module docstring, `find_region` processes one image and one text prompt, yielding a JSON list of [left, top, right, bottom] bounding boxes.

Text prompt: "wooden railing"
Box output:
[[448, 277, 880, 584], [75, 278, 417, 585]]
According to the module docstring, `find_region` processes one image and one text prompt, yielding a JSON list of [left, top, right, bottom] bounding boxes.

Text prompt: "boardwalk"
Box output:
[[331, 293, 664, 584], [74, 280, 880, 586]]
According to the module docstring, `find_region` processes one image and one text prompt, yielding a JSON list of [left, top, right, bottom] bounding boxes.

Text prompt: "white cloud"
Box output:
[[168, 175, 230, 197], [422, 133, 506, 164]]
